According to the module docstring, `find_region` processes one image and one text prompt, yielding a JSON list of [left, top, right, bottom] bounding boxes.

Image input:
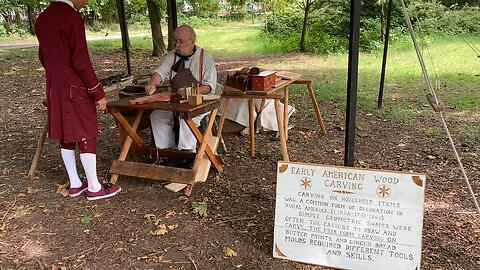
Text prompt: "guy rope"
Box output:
[[461, 36, 480, 58], [399, 0, 479, 214]]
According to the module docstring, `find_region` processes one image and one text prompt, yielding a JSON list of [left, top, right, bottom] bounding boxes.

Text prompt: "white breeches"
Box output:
[[150, 110, 208, 152]]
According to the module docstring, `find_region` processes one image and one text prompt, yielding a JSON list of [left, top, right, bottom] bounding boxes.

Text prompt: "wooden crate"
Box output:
[[251, 70, 277, 90]]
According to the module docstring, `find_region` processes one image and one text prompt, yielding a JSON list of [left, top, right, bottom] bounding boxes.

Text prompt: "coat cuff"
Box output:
[[88, 83, 106, 101]]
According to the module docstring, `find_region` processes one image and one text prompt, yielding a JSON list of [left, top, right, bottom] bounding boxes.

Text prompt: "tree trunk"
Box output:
[[27, 4, 36, 35], [2, 14, 12, 33], [116, 0, 131, 51], [300, 5, 310, 52], [146, 0, 166, 56], [83, 10, 93, 27], [380, 4, 385, 43], [14, 11, 21, 25], [166, 0, 175, 50]]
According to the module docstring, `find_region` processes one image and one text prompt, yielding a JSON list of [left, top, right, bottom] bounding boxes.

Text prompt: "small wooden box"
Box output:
[[188, 94, 202, 106], [251, 70, 277, 91]]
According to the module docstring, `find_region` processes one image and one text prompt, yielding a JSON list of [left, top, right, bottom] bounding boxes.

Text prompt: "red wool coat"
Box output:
[[35, 2, 105, 143]]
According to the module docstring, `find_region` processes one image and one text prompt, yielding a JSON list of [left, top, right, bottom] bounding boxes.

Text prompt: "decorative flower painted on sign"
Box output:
[[377, 184, 391, 198], [299, 177, 312, 190]]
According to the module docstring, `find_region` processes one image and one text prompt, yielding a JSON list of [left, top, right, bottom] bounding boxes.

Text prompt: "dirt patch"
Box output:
[[0, 48, 479, 269]]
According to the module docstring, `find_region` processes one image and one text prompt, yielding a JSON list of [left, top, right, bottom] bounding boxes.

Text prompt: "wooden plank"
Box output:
[[223, 85, 246, 95], [276, 71, 302, 81], [164, 135, 220, 192], [110, 160, 195, 184], [426, 93, 444, 112], [185, 115, 224, 173], [194, 136, 219, 183], [164, 183, 188, 192]]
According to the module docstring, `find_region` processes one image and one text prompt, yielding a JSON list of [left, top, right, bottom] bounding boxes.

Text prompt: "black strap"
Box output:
[[171, 46, 197, 73], [173, 112, 180, 145]]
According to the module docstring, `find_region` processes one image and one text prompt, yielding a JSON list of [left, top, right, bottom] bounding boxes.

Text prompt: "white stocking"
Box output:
[[60, 149, 82, 188], [80, 153, 102, 192]]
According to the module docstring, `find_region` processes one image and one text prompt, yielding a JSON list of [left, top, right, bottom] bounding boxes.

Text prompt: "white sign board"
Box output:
[[273, 162, 426, 270]]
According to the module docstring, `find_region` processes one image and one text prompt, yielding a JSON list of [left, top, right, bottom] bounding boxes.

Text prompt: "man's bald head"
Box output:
[[175, 24, 196, 42], [174, 24, 196, 56]]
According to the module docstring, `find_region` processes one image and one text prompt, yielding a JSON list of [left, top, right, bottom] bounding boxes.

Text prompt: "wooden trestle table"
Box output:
[[106, 97, 223, 196], [217, 76, 326, 162]]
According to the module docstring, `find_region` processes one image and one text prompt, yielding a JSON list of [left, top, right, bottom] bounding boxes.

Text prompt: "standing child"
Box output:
[[35, 0, 121, 200]]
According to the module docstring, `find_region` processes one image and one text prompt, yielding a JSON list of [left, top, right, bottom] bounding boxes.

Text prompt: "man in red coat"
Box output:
[[35, 0, 120, 200]]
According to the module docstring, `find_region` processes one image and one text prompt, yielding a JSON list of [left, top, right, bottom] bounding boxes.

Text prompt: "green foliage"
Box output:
[[264, 2, 352, 53], [408, 1, 480, 34], [263, 0, 480, 54], [80, 214, 94, 224], [0, 49, 37, 60], [127, 13, 151, 31], [0, 25, 7, 37], [222, 12, 247, 20], [372, 102, 415, 122], [442, 6, 480, 33], [187, 0, 220, 17], [438, 0, 480, 7], [178, 14, 225, 27], [126, 0, 153, 15], [452, 123, 480, 142], [191, 201, 208, 217], [85, 0, 118, 22], [359, 18, 383, 52], [425, 127, 445, 139]]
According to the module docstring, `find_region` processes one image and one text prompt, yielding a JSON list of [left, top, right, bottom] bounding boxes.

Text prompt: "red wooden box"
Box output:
[[251, 70, 277, 91]]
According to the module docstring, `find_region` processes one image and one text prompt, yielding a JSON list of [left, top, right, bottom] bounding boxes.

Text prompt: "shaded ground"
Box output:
[[0, 48, 479, 270]]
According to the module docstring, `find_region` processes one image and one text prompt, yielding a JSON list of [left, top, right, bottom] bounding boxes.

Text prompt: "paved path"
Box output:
[[0, 33, 149, 49]]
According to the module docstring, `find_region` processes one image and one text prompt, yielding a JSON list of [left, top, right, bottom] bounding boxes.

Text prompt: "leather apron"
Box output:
[[170, 68, 198, 92], [170, 68, 199, 145]]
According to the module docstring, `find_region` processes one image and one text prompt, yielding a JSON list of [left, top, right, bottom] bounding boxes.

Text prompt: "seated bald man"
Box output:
[[145, 24, 217, 167]]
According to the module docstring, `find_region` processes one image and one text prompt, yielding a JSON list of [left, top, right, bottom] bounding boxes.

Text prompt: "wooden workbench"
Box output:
[[106, 96, 223, 196]]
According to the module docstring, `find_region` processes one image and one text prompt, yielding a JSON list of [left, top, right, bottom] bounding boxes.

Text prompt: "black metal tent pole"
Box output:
[[169, 0, 178, 29], [118, 0, 131, 75], [344, 0, 361, 167], [118, 0, 178, 75], [377, 0, 393, 109]]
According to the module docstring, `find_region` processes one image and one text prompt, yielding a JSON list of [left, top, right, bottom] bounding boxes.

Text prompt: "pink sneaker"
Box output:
[[69, 181, 88, 198], [86, 183, 121, 201]]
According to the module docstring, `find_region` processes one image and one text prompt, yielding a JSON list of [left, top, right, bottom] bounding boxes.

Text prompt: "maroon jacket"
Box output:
[[35, 2, 105, 142]]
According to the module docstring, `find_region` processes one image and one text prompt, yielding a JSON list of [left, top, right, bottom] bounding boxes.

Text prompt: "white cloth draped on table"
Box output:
[[216, 84, 296, 133]]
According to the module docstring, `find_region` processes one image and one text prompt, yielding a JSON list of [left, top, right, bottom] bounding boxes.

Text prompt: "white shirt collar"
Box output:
[[56, 0, 75, 9]]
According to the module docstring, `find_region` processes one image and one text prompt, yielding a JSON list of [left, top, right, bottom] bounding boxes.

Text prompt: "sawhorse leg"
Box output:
[[28, 120, 48, 180], [109, 108, 145, 184], [248, 98, 255, 158], [293, 79, 327, 135], [306, 82, 326, 135], [274, 99, 289, 161], [283, 86, 289, 141], [217, 98, 229, 137], [184, 107, 224, 195]]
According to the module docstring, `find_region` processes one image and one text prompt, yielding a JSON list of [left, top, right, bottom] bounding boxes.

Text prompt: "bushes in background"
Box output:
[[263, 1, 480, 54]]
